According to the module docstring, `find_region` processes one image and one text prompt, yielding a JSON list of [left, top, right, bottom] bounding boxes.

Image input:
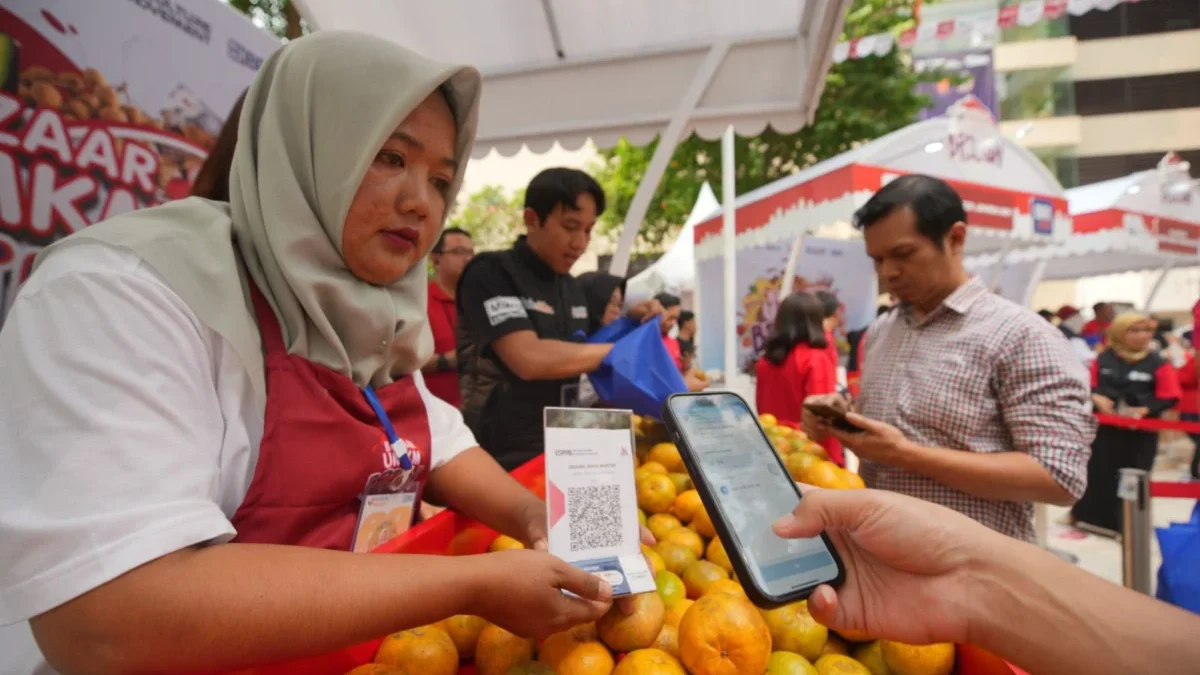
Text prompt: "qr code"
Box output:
[[568, 485, 623, 552]]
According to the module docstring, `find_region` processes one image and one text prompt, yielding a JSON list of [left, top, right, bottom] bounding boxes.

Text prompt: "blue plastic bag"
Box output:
[[587, 317, 687, 419], [1155, 502, 1200, 615], [587, 316, 639, 344]]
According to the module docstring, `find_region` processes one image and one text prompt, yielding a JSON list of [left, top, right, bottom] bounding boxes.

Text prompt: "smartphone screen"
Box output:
[[666, 393, 842, 600]]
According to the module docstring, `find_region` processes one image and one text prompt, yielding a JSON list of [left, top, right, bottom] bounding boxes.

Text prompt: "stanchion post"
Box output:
[[1119, 468, 1152, 594]]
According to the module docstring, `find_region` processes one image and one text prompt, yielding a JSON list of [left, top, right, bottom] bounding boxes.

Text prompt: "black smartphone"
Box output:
[[662, 392, 845, 608], [803, 400, 862, 434]]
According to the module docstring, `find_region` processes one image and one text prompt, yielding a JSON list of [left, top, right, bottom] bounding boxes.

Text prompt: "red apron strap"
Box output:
[[248, 283, 287, 356]]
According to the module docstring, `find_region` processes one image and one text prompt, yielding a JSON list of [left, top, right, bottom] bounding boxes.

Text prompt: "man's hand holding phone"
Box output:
[[803, 395, 916, 466]]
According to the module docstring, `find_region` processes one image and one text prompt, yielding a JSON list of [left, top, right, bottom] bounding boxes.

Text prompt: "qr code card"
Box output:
[[544, 407, 655, 596]]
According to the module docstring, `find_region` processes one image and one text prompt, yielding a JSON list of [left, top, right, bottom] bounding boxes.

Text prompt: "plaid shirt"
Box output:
[[859, 276, 1095, 542]]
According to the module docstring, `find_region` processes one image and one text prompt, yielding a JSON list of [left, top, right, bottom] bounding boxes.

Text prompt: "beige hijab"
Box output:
[[33, 31, 481, 410]]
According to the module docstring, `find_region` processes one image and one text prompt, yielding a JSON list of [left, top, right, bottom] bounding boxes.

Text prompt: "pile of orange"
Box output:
[[344, 415, 954, 675]]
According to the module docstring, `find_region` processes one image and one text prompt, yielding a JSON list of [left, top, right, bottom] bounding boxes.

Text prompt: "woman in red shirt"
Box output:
[[1177, 349, 1200, 479], [756, 292, 842, 464]]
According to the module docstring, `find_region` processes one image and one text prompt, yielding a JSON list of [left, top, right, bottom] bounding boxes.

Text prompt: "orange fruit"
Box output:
[[820, 634, 850, 657], [667, 473, 693, 494], [678, 592, 771, 675], [797, 460, 844, 490], [690, 507, 717, 539], [639, 509, 648, 527], [673, 490, 704, 523], [759, 414, 778, 427], [476, 624, 536, 675], [656, 570, 687, 606], [833, 627, 873, 643], [655, 541, 699, 576], [651, 623, 680, 659], [663, 598, 694, 628], [345, 665, 404, 675], [643, 545, 667, 577], [802, 441, 830, 461], [814, 654, 870, 675], [681, 560, 730, 599], [703, 579, 746, 598], [641, 461, 668, 475], [647, 513, 683, 542], [841, 470, 866, 490], [555, 641, 616, 675], [664, 528, 704, 558], [879, 641, 954, 675], [489, 535, 526, 552], [539, 622, 598, 669], [764, 651, 819, 675], [785, 453, 821, 482], [852, 641, 894, 675], [760, 601, 828, 661], [374, 626, 458, 675], [437, 615, 488, 659], [613, 648, 687, 675], [648, 442, 685, 472], [638, 474, 678, 514], [507, 664, 557, 675], [772, 435, 793, 455], [597, 590, 666, 652], [705, 537, 733, 573]]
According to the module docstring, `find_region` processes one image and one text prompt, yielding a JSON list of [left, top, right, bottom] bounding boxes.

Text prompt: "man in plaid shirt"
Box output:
[[803, 175, 1095, 542]]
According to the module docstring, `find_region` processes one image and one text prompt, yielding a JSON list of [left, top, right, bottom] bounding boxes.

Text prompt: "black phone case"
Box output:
[[661, 392, 845, 609]]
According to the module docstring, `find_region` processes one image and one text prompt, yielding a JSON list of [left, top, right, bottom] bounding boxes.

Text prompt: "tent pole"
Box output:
[[986, 239, 1016, 293], [1022, 259, 1048, 307], [609, 42, 729, 277], [780, 230, 806, 299], [1142, 262, 1172, 311], [722, 126, 738, 383]]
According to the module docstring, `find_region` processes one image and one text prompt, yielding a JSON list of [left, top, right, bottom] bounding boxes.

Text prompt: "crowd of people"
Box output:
[[0, 29, 1198, 675]]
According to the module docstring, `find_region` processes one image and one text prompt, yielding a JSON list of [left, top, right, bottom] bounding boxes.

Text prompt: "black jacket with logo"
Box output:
[[456, 236, 591, 470], [1092, 349, 1178, 419]]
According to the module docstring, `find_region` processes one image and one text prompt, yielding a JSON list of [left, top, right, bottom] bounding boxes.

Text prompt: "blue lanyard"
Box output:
[[362, 385, 412, 470]]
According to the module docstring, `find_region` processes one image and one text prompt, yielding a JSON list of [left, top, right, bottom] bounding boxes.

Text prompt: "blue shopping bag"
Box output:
[[587, 316, 639, 344], [587, 317, 687, 419], [1155, 502, 1200, 615]]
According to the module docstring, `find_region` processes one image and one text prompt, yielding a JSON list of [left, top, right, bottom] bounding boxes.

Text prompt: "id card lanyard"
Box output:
[[362, 385, 412, 469], [351, 385, 418, 553]]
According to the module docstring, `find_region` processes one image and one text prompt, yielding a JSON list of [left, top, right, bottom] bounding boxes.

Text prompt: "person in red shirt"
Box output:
[[1081, 302, 1114, 345], [1178, 349, 1200, 480], [423, 227, 474, 406], [756, 291, 842, 464], [656, 292, 684, 370]]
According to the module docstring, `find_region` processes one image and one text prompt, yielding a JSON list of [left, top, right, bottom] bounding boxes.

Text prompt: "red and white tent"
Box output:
[[692, 97, 1072, 373], [968, 153, 1200, 308]]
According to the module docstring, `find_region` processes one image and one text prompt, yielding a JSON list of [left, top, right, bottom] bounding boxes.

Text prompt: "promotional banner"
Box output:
[[696, 237, 877, 373], [913, 49, 997, 121], [0, 0, 277, 323]]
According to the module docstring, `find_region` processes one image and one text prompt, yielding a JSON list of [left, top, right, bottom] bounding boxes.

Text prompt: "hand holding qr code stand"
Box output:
[[544, 407, 656, 597]]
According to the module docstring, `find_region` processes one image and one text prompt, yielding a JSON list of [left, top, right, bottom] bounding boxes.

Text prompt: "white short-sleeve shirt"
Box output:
[[0, 241, 476, 673]]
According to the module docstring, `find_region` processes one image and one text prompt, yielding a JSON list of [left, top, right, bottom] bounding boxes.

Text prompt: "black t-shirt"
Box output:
[[456, 236, 590, 470]]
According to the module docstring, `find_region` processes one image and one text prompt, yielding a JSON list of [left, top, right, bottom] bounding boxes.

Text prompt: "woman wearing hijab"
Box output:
[[0, 33, 615, 674], [1070, 312, 1181, 536], [578, 271, 626, 335]]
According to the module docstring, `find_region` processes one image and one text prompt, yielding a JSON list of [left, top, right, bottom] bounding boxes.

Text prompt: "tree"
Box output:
[[591, 0, 933, 251], [225, 0, 305, 41], [447, 185, 525, 253]]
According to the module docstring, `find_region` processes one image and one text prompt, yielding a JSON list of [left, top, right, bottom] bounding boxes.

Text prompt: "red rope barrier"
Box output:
[[1150, 481, 1200, 499], [1093, 414, 1200, 434]]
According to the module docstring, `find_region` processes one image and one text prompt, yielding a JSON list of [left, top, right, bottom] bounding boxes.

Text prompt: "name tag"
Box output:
[[572, 305, 588, 319]]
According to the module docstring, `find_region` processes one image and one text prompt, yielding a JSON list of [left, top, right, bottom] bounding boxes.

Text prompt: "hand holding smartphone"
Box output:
[[803, 398, 863, 434], [662, 392, 844, 608]]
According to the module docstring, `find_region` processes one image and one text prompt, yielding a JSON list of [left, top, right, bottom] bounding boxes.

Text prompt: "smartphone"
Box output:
[[663, 392, 844, 608], [803, 400, 862, 434]]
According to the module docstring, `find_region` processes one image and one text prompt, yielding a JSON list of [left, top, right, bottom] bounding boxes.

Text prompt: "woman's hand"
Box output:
[[684, 369, 709, 392], [472, 550, 613, 639], [1092, 394, 1116, 415], [772, 488, 984, 646], [1126, 406, 1149, 419]]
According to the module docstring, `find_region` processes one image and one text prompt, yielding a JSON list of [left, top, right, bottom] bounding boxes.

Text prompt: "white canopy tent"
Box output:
[[624, 182, 719, 305], [967, 153, 1200, 309], [291, 0, 854, 277]]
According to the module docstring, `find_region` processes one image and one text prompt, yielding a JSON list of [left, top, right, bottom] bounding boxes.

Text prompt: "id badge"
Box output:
[[351, 449, 423, 553]]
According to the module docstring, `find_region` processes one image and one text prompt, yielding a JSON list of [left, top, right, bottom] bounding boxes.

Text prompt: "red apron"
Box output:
[[230, 286, 432, 550]]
